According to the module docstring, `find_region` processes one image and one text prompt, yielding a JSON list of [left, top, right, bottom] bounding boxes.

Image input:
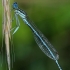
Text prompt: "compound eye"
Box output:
[[13, 2, 18, 9]]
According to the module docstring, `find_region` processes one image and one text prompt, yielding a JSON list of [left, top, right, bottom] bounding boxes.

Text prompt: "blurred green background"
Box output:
[[0, 0, 70, 70]]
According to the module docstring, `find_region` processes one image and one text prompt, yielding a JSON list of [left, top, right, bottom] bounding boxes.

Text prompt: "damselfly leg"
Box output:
[[11, 13, 20, 35]]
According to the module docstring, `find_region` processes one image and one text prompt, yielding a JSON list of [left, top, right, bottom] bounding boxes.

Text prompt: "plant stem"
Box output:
[[2, 0, 11, 70]]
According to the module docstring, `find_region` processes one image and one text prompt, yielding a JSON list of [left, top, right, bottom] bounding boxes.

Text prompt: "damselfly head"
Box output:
[[13, 2, 18, 9]]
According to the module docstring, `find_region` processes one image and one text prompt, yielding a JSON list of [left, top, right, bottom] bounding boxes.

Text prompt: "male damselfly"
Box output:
[[12, 2, 62, 70]]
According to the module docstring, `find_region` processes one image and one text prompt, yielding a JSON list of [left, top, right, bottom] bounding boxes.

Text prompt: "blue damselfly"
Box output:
[[12, 2, 62, 70]]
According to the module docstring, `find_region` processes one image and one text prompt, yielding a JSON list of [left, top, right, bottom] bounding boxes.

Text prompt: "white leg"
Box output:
[[11, 13, 20, 35]]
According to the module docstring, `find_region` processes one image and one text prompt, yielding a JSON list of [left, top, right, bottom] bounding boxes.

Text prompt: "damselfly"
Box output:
[[12, 2, 62, 70]]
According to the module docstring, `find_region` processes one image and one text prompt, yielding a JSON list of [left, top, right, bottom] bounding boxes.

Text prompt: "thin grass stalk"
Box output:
[[2, 0, 11, 70]]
